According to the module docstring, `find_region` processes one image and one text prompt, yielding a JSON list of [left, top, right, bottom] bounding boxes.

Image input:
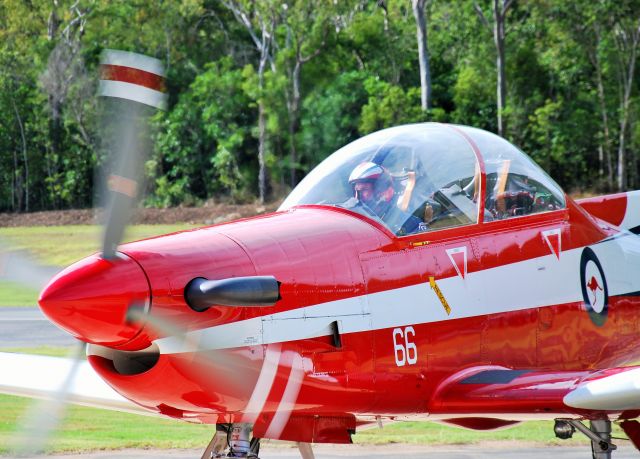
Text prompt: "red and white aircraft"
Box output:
[[3, 51, 640, 459]]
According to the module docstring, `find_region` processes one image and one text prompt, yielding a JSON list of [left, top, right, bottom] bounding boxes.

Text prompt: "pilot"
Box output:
[[348, 161, 422, 235]]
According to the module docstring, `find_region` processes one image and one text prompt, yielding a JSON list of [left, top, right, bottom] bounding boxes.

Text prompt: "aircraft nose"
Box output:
[[38, 253, 150, 348]]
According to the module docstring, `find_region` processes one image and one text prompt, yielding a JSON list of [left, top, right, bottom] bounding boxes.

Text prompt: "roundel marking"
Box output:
[[580, 247, 609, 327]]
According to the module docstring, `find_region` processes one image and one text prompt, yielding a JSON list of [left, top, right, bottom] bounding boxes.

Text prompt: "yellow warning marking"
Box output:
[[429, 277, 451, 315], [412, 240, 431, 247]]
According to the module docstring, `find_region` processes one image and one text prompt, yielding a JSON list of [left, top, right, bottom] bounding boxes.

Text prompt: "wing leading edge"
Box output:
[[0, 351, 155, 416], [429, 365, 640, 418]]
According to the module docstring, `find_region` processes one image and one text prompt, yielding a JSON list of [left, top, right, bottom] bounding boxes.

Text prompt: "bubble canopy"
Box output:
[[280, 123, 566, 236]]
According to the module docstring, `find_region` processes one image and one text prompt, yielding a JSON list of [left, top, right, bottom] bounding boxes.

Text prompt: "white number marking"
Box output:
[[393, 326, 417, 367]]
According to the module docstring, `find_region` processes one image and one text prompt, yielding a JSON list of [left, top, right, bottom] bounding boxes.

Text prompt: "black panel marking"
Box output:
[[594, 232, 629, 245], [460, 370, 530, 385], [331, 321, 342, 349]]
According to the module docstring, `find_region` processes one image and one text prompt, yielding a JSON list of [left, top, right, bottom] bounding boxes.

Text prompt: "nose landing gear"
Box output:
[[201, 424, 259, 459], [202, 423, 316, 459]]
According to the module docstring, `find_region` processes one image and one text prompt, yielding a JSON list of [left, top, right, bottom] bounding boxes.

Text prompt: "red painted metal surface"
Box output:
[[253, 414, 356, 443], [41, 195, 640, 436], [440, 418, 521, 431], [621, 421, 640, 451], [39, 253, 150, 349], [576, 193, 628, 227], [36, 169, 640, 443]]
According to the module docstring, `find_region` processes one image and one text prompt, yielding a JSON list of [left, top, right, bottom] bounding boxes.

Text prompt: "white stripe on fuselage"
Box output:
[[155, 235, 640, 355], [621, 190, 640, 231]]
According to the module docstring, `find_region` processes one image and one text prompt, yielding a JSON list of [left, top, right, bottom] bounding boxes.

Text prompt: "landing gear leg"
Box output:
[[589, 420, 616, 459], [297, 442, 315, 459], [201, 425, 228, 459], [204, 423, 261, 458], [554, 419, 617, 459]]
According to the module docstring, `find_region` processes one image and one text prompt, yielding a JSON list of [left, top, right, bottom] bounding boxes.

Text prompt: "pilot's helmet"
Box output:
[[348, 161, 394, 215]]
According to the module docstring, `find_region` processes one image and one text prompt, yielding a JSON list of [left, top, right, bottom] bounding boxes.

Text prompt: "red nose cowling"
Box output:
[[38, 253, 150, 349]]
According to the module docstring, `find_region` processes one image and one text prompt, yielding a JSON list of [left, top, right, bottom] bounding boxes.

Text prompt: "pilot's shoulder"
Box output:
[[340, 197, 359, 209]]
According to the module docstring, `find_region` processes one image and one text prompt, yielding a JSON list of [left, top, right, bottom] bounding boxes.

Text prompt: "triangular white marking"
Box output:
[[446, 246, 467, 279], [542, 228, 562, 259]]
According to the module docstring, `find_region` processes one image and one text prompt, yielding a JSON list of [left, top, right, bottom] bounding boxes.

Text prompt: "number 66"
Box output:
[[393, 326, 417, 367]]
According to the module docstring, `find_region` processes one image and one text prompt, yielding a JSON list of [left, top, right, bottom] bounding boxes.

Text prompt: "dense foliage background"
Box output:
[[1, 0, 640, 212]]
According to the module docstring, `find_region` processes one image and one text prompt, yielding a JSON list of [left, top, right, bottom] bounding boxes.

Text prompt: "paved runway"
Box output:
[[0, 307, 77, 348], [11, 443, 640, 458]]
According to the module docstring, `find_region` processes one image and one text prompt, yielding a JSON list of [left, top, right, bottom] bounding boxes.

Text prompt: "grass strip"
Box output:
[[0, 224, 196, 267], [0, 396, 593, 456], [0, 281, 39, 307], [354, 420, 592, 445], [0, 346, 73, 357], [0, 224, 196, 307], [0, 393, 214, 454]]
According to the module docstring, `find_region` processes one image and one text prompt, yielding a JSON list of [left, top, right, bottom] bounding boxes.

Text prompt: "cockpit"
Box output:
[[280, 123, 566, 236]]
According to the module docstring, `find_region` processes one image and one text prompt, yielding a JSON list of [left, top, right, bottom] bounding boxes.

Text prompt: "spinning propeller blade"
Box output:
[[127, 308, 304, 438], [0, 243, 59, 292], [15, 47, 300, 454], [11, 341, 86, 455], [7, 49, 166, 454], [125, 308, 259, 394], [98, 49, 167, 258], [1, 53, 166, 291]]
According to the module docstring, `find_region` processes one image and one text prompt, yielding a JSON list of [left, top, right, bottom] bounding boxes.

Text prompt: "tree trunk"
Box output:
[[494, 0, 508, 137], [257, 49, 268, 204], [10, 110, 19, 211], [258, 102, 267, 204], [615, 21, 640, 191], [11, 143, 18, 212], [11, 98, 28, 212], [45, 149, 58, 209], [222, 1, 275, 201], [474, 0, 512, 137], [630, 107, 638, 188], [288, 60, 301, 187], [412, 0, 432, 111], [284, 24, 324, 188], [617, 123, 627, 190], [49, 94, 64, 209], [593, 47, 613, 188]]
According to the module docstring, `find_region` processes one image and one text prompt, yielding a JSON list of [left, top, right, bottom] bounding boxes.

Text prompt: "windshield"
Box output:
[[281, 123, 566, 236], [460, 126, 566, 220], [280, 124, 480, 236]]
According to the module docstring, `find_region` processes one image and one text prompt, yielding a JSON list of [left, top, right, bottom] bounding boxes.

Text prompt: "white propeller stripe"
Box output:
[[99, 80, 167, 110], [263, 353, 305, 439], [241, 344, 282, 425], [101, 49, 165, 76]]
